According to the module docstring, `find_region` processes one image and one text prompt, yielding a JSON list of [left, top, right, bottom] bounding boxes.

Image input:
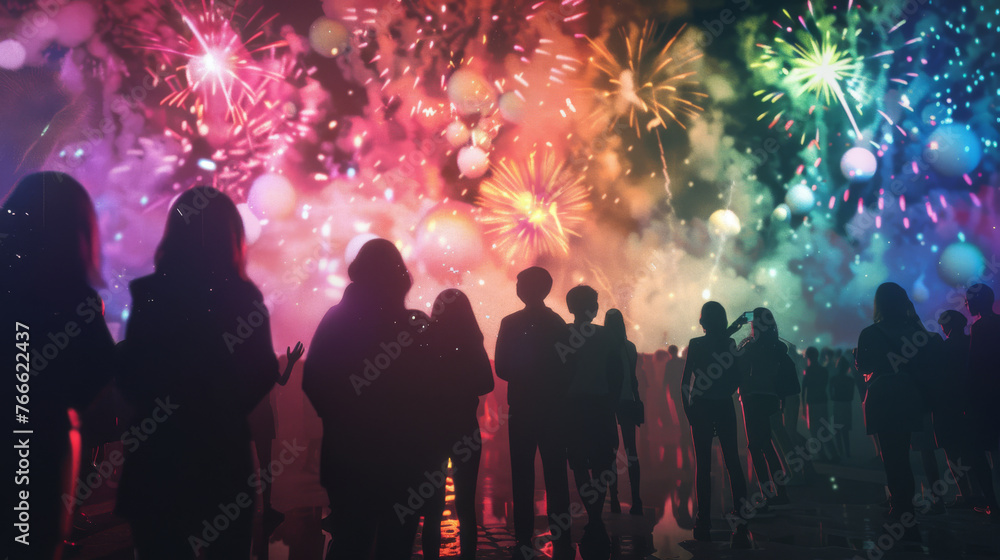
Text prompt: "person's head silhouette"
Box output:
[[805, 346, 819, 365], [155, 186, 246, 280], [348, 238, 412, 302], [515, 266, 552, 307], [699, 301, 727, 336], [966, 283, 995, 318], [938, 310, 968, 338], [668, 344, 679, 358], [432, 288, 482, 342], [566, 285, 598, 323], [873, 282, 916, 324], [1, 171, 102, 287], [604, 308, 627, 342], [751, 307, 778, 342]]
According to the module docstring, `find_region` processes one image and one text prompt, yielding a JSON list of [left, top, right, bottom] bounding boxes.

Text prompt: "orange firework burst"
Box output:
[[137, 0, 287, 125], [587, 21, 706, 135], [478, 152, 592, 263]]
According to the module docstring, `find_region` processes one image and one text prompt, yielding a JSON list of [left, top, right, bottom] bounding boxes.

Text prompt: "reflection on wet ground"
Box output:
[[72, 355, 1000, 558]]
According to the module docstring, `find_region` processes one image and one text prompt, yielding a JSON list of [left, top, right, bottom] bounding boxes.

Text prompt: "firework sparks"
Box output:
[[478, 152, 591, 263], [587, 21, 706, 136], [753, 2, 871, 144], [136, 0, 287, 126]]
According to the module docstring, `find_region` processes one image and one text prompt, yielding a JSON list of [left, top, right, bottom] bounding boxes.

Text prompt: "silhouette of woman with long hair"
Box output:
[[855, 282, 938, 540], [605, 308, 644, 515], [303, 238, 436, 560], [736, 308, 792, 510], [2, 172, 115, 560], [681, 301, 749, 547], [420, 289, 494, 560], [116, 187, 299, 559]]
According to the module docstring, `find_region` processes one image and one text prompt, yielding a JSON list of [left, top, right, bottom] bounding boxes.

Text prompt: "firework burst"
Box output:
[[752, 1, 881, 145], [478, 152, 592, 263], [587, 21, 706, 136], [136, 0, 287, 126]]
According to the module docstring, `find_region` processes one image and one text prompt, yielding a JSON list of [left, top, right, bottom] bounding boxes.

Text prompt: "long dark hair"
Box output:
[[1, 171, 102, 288], [154, 186, 247, 280], [605, 308, 627, 343], [873, 282, 923, 329], [751, 307, 779, 343], [700, 301, 728, 336], [431, 289, 483, 344], [347, 238, 412, 305]]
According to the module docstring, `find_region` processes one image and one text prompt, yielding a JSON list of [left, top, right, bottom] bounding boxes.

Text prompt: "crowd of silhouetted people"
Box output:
[[3, 172, 999, 560]]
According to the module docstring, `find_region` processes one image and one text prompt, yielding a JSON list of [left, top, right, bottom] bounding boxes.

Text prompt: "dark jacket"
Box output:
[[738, 337, 789, 397], [495, 305, 570, 411], [302, 283, 438, 505], [681, 334, 740, 408], [116, 272, 278, 522]]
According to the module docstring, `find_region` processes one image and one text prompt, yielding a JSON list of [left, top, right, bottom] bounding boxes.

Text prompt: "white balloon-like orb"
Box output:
[[457, 146, 490, 179], [924, 123, 983, 177], [785, 184, 816, 214], [937, 242, 986, 287], [498, 91, 526, 122], [309, 17, 350, 58], [840, 147, 877, 182], [0, 39, 27, 70], [445, 121, 471, 147], [248, 173, 297, 220], [708, 209, 741, 239], [447, 69, 495, 115]]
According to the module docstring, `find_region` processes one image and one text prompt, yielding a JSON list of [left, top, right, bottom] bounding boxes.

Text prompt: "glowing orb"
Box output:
[[53, 1, 99, 48], [470, 126, 492, 150], [248, 173, 296, 220], [416, 201, 484, 277], [785, 184, 815, 215], [924, 124, 982, 178], [445, 121, 470, 147], [840, 147, 877, 182], [447, 69, 495, 115], [457, 146, 490, 179], [708, 209, 741, 239], [0, 39, 26, 70], [937, 242, 986, 287], [309, 17, 350, 57], [498, 92, 526, 123], [237, 203, 261, 244], [772, 203, 791, 222]]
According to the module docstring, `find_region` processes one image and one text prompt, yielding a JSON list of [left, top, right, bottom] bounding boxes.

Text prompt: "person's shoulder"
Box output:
[[128, 273, 161, 299]]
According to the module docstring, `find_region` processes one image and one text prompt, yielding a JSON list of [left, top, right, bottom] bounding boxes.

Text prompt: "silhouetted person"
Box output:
[[563, 286, 624, 558], [420, 289, 494, 560], [736, 308, 792, 509], [784, 344, 805, 444], [681, 302, 749, 547], [2, 172, 115, 560], [855, 282, 940, 539], [250, 342, 305, 536], [495, 267, 573, 560], [830, 355, 855, 459], [303, 238, 436, 559], [116, 187, 297, 559], [966, 283, 1000, 517], [935, 310, 997, 511], [605, 309, 643, 516], [802, 347, 835, 461]]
